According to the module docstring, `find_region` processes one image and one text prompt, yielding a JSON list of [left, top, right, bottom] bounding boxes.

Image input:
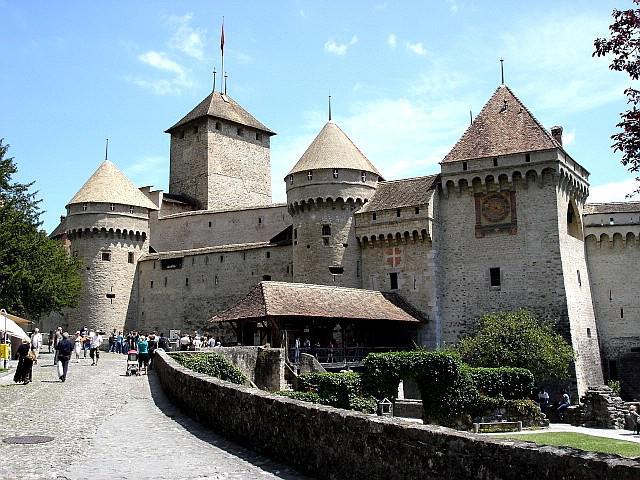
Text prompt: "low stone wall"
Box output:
[[154, 351, 640, 480]]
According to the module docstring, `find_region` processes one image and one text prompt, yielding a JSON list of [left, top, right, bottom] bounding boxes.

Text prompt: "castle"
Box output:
[[46, 83, 640, 398]]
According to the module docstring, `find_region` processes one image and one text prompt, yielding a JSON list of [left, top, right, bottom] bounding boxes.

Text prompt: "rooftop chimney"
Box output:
[[551, 125, 563, 146]]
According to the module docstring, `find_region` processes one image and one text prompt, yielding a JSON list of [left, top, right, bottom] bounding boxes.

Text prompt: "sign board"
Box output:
[[169, 330, 181, 340], [0, 343, 10, 360]]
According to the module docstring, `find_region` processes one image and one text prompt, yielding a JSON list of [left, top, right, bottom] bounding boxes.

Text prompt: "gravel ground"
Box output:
[[0, 352, 310, 480]]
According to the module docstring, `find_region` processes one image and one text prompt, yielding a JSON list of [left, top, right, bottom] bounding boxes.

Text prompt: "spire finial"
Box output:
[[224, 72, 228, 95], [212, 68, 217, 92], [220, 17, 225, 94], [105, 138, 109, 161], [500, 58, 504, 85], [328, 95, 332, 121]]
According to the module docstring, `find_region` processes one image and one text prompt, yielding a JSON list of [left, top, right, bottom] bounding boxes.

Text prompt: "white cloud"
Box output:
[[387, 33, 397, 49], [130, 50, 192, 95], [167, 14, 205, 60], [563, 129, 576, 146], [124, 156, 168, 191], [588, 178, 639, 203], [406, 41, 427, 56], [324, 35, 358, 56]]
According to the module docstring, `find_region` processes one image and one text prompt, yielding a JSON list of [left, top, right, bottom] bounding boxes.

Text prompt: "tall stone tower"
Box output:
[[286, 121, 382, 287], [63, 160, 158, 333], [437, 85, 603, 397], [166, 91, 276, 210]]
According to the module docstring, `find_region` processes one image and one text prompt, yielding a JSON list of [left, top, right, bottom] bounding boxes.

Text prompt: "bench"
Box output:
[[473, 421, 522, 434]]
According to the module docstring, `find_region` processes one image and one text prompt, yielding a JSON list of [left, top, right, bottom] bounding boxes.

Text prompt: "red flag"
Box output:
[[220, 23, 224, 53]]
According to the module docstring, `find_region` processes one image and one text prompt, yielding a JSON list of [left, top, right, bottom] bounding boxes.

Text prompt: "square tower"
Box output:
[[166, 92, 275, 211]]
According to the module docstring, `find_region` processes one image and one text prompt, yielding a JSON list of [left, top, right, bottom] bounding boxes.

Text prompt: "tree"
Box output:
[[0, 139, 81, 319], [594, 1, 640, 196], [454, 309, 574, 382]]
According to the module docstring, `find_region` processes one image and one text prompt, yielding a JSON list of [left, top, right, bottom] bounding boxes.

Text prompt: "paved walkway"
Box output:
[[483, 422, 640, 443], [0, 352, 310, 480]]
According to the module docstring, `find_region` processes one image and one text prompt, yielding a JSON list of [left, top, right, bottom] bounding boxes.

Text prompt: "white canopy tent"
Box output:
[[1, 312, 29, 341]]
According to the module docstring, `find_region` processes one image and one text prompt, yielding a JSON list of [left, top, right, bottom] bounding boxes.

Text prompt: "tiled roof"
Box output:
[[49, 218, 66, 239], [210, 281, 424, 323], [358, 175, 439, 213], [443, 85, 560, 163], [67, 161, 158, 210], [584, 202, 640, 214], [140, 242, 271, 261], [165, 92, 275, 134], [286, 122, 383, 178]]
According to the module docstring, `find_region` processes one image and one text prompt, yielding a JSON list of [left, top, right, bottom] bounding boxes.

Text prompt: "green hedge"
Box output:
[[468, 396, 543, 427], [298, 371, 363, 410], [467, 367, 534, 400], [276, 390, 321, 403], [171, 352, 247, 385]]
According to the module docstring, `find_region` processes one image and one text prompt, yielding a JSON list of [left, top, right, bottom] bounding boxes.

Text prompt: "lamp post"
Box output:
[[1, 308, 7, 369]]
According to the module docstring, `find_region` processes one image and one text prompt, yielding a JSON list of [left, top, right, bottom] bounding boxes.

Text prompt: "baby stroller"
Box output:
[[126, 350, 140, 376]]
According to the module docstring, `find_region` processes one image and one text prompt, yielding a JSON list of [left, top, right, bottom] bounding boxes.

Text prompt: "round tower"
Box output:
[[64, 160, 158, 334], [286, 121, 382, 287]]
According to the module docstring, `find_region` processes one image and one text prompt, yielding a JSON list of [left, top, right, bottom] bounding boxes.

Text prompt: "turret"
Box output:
[[64, 160, 158, 333], [286, 121, 382, 287]]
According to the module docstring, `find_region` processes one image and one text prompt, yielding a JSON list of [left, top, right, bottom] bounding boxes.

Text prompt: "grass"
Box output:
[[497, 432, 640, 458]]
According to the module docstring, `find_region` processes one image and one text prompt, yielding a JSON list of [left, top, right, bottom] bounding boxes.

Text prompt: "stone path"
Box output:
[[0, 352, 311, 480], [484, 422, 640, 443]]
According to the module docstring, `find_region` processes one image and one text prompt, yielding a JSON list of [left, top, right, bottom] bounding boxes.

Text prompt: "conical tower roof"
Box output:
[[66, 160, 158, 210], [165, 91, 275, 135], [443, 85, 560, 163], [287, 121, 383, 178]]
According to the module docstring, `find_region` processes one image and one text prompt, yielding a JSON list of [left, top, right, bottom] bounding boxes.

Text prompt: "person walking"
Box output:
[[147, 333, 158, 370], [56, 332, 74, 382], [137, 335, 149, 375], [90, 331, 103, 366], [30, 328, 43, 359], [52, 327, 62, 365], [13, 339, 35, 384], [73, 331, 83, 362], [557, 391, 571, 422]]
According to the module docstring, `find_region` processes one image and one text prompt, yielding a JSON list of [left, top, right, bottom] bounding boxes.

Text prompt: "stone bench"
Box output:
[[473, 421, 522, 434]]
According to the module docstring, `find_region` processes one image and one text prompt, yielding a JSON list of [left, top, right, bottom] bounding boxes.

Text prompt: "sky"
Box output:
[[0, 0, 637, 233]]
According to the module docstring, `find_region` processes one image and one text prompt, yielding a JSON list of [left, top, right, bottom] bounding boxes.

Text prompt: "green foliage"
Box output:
[[467, 396, 543, 426], [455, 309, 574, 382], [467, 367, 534, 400], [297, 371, 363, 410], [172, 352, 247, 385], [0, 139, 82, 318], [349, 395, 378, 414], [607, 379, 622, 397], [276, 390, 321, 403], [361, 350, 428, 400]]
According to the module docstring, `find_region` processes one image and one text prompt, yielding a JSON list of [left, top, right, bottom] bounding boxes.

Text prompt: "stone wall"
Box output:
[[154, 351, 640, 480]]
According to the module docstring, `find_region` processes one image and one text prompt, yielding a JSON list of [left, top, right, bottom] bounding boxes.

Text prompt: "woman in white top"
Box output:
[[73, 332, 83, 362]]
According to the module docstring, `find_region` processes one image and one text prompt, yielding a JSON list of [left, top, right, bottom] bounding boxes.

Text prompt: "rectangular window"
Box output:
[[192, 257, 195, 265], [389, 272, 398, 290], [577, 270, 581, 286], [322, 224, 331, 236], [396, 208, 401, 218], [164, 277, 167, 287], [610, 217, 614, 225], [128, 252, 134, 264], [220, 255, 224, 263], [185, 278, 189, 286], [415, 207, 420, 214], [179, 130, 185, 139], [262, 275, 272, 281], [489, 267, 501, 287], [150, 280, 154, 288], [493, 157, 498, 167], [153, 261, 156, 269], [237, 127, 244, 136], [462, 161, 468, 171], [266, 251, 271, 259], [586, 327, 591, 338], [413, 275, 417, 290], [333, 169, 339, 179], [208, 221, 212, 228], [361, 171, 367, 182], [110, 203, 115, 211], [372, 212, 377, 221], [205, 256, 209, 265], [243, 252, 246, 261], [356, 261, 361, 278], [294, 228, 297, 239], [161, 258, 183, 270], [101, 252, 111, 261], [609, 360, 619, 380], [621, 307, 624, 318], [322, 237, 330, 246], [215, 275, 219, 285], [129, 205, 134, 214], [256, 132, 262, 141], [258, 217, 262, 224], [82, 203, 88, 211], [525, 153, 531, 163], [215, 122, 221, 130]]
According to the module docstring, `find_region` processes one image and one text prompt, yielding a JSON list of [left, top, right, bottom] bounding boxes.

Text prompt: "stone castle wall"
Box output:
[[134, 243, 292, 336], [150, 204, 290, 252], [169, 118, 209, 208], [155, 351, 640, 480]]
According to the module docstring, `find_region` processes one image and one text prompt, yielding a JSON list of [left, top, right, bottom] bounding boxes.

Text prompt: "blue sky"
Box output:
[[0, 0, 636, 233]]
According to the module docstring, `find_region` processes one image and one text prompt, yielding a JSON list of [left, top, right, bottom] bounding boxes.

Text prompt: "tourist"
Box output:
[[56, 332, 74, 382], [294, 337, 301, 363], [180, 334, 190, 351], [208, 336, 215, 348], [328, 341, 334, 363], [147, 333, 158, 370], [557, 391, 570, 422], [73, 331, 83, 362], [30, 328, 43, 359], [537, 388, 550, 414], [158, 332, 169, 351], [90, 331, 103, 366], [116, 331, 123, 354], [82, 333, 91, 358], [13, 338, 35, 384], [48, 330, 54, 353], [52, 327, 62, 365], [628, 405, 640, 435], [137, 335, 149, 375], [109, 329, 117, 353], [193, 336, 202, 350]]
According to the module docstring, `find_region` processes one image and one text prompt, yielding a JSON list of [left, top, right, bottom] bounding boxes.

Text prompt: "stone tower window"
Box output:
[[237, 127, 244, 136], [101, 252, 111, 262], [566, 201, 582, 240], [462, 162, 468, 171], [185, 278, 189, 286], [396, 209, 401, 218], [164, 277, 167, 287], [262, 275, 271, 281], [356, 261, 361, 278], [289, 175, 294, 185], [256, 132, 262, 141], [586, 328, 591, 338], [493, 157, 498, 167], [258, 217, 262, 224], [489, 267, 501, 287], [129, 205, 134, 214], [215, 121, 221, 130], [179, 131, 185, 139], [220, 255, 224, 263], [372, 212, 377, 221], [307, 171, 313, 181], [322, 224, 331, 236], [361, 171, 367, 182], [215, 275, 219, 285], [333, 169, 339, 179], [128, 252, 134, 264], [621, 308, 624, 318], [389, 272, 398, 290], [266, 251, 271, 259], [150, 281, 154, 288], [577, 270, 581, 286], [525, 153, 531, 162], [193, 126, 199, 134], [415, 207, 420, 214], [329, 266, 344, 275], [82, 203, 88, 211], [110, 203, 115, 211]]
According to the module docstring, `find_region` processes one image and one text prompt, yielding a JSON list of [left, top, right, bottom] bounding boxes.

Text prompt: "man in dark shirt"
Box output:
[[56, 332, 74, 382]]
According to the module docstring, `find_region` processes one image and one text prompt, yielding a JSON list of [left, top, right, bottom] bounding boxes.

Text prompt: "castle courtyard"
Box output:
[[0, 352, 309, 480]]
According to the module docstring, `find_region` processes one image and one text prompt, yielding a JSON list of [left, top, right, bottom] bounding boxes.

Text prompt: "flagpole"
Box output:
[[220, 17, 225, 94]]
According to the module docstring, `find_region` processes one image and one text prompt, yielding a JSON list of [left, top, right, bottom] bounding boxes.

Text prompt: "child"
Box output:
[[629, 405, 640, 434]]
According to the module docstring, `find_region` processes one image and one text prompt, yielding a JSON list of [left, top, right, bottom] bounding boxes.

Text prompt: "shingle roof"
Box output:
[[443, 85, 560, 163], [140, 242, 271, 261], [210, 281, 423, 323], [67, 161, 158, 210], [286, 121, 383, 178], [165, 92, 275, 134], [584, 202, 640, 214], [359, 175, 439, 213]]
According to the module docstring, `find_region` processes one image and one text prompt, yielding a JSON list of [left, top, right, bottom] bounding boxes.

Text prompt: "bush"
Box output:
[[361, 350, 427, 400], [607, 380, 622, 397], [467, 367, 534, 400], [171, 352, 247, 385], [297, 371, 362, 410], [275, 390, 321, 403], [468, 396, 543, 427]]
